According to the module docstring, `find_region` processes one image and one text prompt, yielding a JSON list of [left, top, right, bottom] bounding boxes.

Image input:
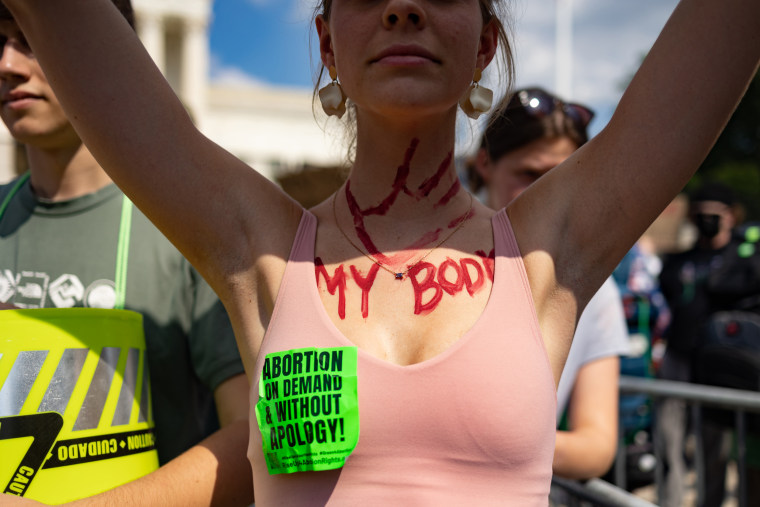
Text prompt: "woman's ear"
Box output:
[[474, 147, 493, 184], [477, 20, 499, 71], [316, 15, 335, 70]]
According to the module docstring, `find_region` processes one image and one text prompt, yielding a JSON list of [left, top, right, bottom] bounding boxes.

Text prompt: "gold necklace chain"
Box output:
[[331, 189, 474, 281]]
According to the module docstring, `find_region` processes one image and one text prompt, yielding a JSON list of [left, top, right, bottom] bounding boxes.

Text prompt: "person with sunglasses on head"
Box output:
[[1, 0, 757, 504], [471, 87, 630, 481], [0, 1, 253, 505]]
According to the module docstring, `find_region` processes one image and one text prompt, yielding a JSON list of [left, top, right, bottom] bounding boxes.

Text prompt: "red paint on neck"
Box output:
[[362, 138, 418, 216], [449, 207, 475, 230], [435, 178, 461, 209], [417, 150, 453, 198], [342, 138, 459, 272], [382, 229, 442, 266]]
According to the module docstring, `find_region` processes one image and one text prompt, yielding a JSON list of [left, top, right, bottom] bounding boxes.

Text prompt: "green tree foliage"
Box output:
[[621, 58, 759, 221], [688, 71, 760, 221]]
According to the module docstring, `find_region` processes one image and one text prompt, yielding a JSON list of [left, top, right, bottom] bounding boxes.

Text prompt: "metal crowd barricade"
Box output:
[[617, 375, 760, 507], [551, 477, 658, 507]]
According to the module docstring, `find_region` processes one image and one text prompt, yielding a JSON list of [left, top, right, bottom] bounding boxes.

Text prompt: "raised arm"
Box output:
[[510, 0, 760, 301], [2, 0, 302, 293]]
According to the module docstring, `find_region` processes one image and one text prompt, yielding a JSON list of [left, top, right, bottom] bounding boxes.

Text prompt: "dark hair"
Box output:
[[0, 0, 135, 30], [468, 87, 593, 192], [482, 87, 591, 160], [689, 181, 736, 207]]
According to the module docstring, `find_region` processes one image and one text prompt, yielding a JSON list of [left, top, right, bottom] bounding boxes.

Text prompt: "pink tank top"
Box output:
[[248, 209, 556, 505]]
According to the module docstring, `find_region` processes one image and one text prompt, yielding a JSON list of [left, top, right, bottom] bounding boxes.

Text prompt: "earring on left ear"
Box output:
[[459, 68, 493, 120], [319, 66, 347, 118]]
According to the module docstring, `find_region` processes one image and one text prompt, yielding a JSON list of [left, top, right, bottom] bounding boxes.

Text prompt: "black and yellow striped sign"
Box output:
[[0, 309, 158, 503]]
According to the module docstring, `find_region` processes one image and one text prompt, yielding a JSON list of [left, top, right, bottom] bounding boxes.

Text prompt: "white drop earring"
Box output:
[[459, 68, 493, 120], [318, 66, 347, 118]]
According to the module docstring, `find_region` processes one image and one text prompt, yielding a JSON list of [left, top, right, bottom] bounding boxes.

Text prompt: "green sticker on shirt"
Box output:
[[255, 346, 359, 475]]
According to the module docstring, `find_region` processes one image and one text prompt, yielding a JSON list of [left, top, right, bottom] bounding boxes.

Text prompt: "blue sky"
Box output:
[[209, 0, 316, 90], [208, 0, 681, 134]]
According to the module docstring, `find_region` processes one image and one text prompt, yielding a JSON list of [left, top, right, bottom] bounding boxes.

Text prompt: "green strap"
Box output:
[[0, 174, 133, 310], [0, 172, 31, 222], [114, 195, 133, 310]]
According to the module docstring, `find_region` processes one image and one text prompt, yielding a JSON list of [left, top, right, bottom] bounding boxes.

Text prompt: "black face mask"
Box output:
[[694, 213, 721, 239]]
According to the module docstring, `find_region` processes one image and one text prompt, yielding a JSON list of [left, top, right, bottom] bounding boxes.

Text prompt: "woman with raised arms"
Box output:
[[4, 0, 758, 504]]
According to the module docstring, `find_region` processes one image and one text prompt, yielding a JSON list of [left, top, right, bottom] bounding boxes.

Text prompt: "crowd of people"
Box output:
[[0, 0, 758, 505], [657, 183, 760, 506]]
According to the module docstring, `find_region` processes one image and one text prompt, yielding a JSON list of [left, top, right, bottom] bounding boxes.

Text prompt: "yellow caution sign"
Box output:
[[0, 308, 159, 504]]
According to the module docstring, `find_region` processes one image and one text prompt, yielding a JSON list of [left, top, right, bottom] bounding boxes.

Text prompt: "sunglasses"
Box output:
[[509, 88, 595, 132]]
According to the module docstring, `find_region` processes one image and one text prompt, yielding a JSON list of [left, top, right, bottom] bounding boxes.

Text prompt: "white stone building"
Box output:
[[0, 0, 345, 185]]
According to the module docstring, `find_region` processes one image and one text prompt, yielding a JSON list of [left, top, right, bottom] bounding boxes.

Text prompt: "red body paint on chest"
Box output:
[[349, 264, 380, 318], [315, 257, 347, 320], [476, 249, 496, 282], [408, 262, 443, 315], [317, 255, 492, 319], [437, 258, 464, 295], [460, 258, 486, 297], [408, 254, 492, 315]]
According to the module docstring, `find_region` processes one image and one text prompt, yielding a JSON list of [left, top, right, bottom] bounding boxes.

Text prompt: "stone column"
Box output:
[[179, 17, 209, 128], [136, 11, 166, 75], [0, 130, 16, 184]]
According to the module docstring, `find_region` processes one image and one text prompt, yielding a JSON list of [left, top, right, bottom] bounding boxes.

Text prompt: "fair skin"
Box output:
[[0, 22, 253, 506], [476, 134, 619, 479], [2, 0, 758, 498], [554, 358, 619, 479], [475, 135, 578, 207]]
